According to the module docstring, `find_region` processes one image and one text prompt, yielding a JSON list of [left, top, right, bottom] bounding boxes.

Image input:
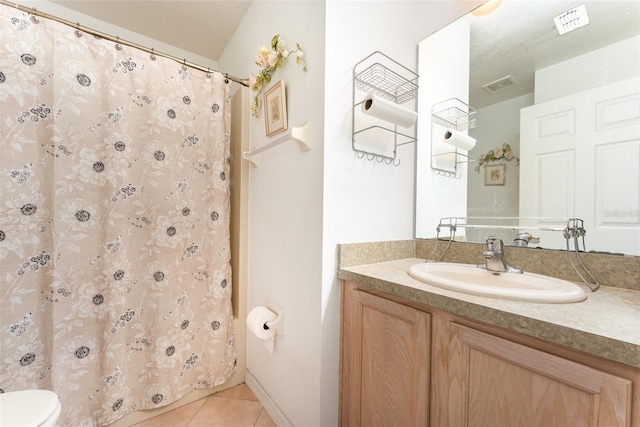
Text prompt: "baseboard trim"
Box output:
[[245, 369, 292, 427]]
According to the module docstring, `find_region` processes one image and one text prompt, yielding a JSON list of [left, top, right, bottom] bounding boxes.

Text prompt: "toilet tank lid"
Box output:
[[0, 389, 60, 427]]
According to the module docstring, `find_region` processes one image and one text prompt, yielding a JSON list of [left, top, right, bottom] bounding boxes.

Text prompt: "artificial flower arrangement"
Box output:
[[249, 34, 307, 118], [474, 143, 519, 172]]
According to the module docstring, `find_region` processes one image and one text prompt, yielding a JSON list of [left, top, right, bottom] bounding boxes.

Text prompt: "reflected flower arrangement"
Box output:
[[475, 143, 519, 172]]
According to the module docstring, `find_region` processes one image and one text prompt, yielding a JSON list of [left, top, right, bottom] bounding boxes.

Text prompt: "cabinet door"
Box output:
[[341, 287, 431, 427], [448, 323, 632, 427]]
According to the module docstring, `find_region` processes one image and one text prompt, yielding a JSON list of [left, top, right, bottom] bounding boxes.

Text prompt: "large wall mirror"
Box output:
[[415, 0, 640, 256]]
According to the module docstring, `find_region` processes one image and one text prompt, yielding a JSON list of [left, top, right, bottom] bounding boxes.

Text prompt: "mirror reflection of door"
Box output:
[[520, 77, 640, 255]]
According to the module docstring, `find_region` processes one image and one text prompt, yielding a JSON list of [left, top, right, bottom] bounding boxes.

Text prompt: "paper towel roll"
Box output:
[[443, 129, 477, 151], [247, 306, 277, 340], [361, 94, 418, 128]]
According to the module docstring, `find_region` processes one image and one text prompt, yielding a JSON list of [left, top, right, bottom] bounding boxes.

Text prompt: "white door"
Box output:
[[520, 77, 640, 255]]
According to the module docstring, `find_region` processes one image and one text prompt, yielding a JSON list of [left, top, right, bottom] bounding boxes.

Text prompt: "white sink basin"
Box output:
[[408, 262, 587, 303]]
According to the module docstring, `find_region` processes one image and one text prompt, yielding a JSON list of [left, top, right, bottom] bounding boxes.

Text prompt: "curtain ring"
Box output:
[[29, 9, 39, 23], [376, 155, 384, 163], [150, 48, 156, 61], [366, 153, 375, 161], [114, 36, 122, 51], [393, 158, 401, 166], [207, 68, 212, 79], [182, 59, 188, 71], [74, 22, 82, 37], [384, 158, 392, 165], [356, 151, 365, 159]]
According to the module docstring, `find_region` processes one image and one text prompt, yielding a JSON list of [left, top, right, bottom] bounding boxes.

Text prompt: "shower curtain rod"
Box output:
[[0, 0, 250, 87]]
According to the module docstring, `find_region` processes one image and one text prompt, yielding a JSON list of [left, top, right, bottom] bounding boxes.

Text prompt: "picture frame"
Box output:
[[484, 164, 506, 186], [264, 80, 288, 137]]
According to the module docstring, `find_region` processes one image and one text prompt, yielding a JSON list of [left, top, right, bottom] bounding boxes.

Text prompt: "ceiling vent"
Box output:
[[482, 75, 517, 94], [553, 4, 590, 35]]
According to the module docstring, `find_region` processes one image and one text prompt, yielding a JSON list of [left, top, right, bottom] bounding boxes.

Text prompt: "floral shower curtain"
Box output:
[[0, 5, 235, 426]]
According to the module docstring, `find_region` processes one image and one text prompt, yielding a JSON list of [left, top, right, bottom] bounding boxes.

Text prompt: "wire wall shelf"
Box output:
[[355, 63, 419, 105], [352, 51, 419, 166], [432, 98, 477, 131]]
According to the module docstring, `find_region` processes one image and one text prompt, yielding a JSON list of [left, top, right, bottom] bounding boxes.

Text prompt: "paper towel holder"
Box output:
[[352, 51, 418, 166], [431, 98, 477, 178]]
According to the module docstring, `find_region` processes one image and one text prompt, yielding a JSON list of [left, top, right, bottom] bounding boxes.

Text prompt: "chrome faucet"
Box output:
[[478, 236, 523, 274]]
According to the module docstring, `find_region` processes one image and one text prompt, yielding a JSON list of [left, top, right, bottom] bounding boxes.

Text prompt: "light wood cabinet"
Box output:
[[444, 323, 631, 427], [340, 281, 639, 427], [340, 284, 431, 426]]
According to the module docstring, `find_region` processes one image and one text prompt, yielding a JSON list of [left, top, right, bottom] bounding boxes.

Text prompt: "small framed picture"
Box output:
[[264, 80, 288, 137], [484, 164, 506, 186]]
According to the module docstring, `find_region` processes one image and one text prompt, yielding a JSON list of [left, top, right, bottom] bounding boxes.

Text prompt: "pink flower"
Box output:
[[255, 47, 270, 68], [505, 151, 513, 160], [266, 51, 279, 68], [494, 148, 504, 158]]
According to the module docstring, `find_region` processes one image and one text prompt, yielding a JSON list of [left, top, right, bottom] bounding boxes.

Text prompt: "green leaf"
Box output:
[[271, 34, 280, 50]]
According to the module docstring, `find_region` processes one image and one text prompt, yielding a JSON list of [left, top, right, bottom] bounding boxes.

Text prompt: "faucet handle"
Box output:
[[486, 236, 504, 252]]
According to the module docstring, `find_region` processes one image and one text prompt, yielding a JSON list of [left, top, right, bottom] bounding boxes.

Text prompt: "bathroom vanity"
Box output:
[[337, 242, 640, 427]]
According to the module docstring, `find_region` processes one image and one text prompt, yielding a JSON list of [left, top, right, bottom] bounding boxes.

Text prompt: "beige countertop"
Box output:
[[338, 257, 640, 368]]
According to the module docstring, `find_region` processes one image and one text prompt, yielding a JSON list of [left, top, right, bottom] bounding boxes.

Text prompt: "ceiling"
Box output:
[[467, 0, 640, 108], [50, 0, 252, 61]]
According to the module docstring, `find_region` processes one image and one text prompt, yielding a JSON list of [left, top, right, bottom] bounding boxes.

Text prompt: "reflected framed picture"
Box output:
[[264, 80, 288, 137], [484, 164, 506, 186]]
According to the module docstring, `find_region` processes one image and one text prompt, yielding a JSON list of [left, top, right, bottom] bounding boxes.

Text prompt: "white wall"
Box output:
[[218, 2, 326, 426], [222, 1, 482, 425], [415, 17, 472, 239], [466, 93, 533, 242], [535, 35, 640, 104], [322, 1, 481, 426]]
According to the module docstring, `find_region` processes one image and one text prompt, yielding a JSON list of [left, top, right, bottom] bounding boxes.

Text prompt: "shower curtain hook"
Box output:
[[114, 36, 122, 51], [29, 9, 39, 23], [74, 22, 82, 37], [207, 68, 212, 79], [150, 48, 156, 61]]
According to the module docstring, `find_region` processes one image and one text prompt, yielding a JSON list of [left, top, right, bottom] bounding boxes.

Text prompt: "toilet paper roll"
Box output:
[[361, 94, 418, 128], [443, 129, 477, 151], [247, 306, 277, 340]]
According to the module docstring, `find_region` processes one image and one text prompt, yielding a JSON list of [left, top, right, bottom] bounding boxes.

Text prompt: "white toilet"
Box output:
[[0, 390, 61, 427]]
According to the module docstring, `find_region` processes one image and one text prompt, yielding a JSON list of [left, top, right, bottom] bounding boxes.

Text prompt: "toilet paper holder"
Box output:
[[264, 303, 284, 336]]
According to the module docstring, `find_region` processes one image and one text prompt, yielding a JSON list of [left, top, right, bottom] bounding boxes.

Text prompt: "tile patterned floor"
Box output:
[[132, 384, 276, 427]]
